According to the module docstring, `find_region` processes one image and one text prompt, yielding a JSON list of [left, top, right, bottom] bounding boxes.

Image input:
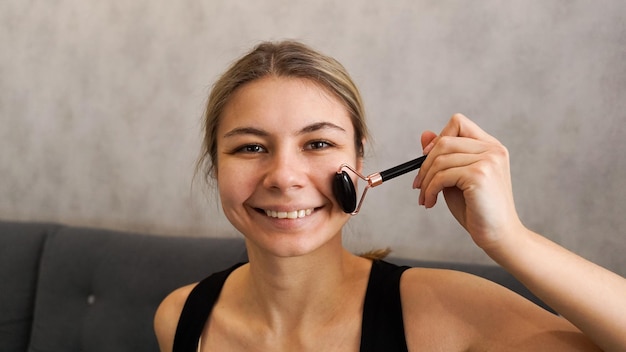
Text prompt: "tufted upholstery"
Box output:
[[1, 221, 247, 352], [0, 220, 551, 351], [0, 222, 58, 351]]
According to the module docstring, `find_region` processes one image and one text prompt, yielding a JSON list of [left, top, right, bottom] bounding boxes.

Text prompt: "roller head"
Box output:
[[332, 171, 357, 213]]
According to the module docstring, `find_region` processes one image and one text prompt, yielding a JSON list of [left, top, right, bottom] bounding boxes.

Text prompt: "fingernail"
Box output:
[[423, 142, 434, 155]]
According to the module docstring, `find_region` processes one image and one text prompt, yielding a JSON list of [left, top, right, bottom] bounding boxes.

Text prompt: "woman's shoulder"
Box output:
[[399, 267, 514, 349], [399, 266, 545, 320], [399, 267, 494, 314], [399, 265, 560, 314], [154, 283, 198, 352], [153, 264, 246, 351], [401, 266, 494, 294], [156, 283, 198, 320], [399, 267, 591, 350]]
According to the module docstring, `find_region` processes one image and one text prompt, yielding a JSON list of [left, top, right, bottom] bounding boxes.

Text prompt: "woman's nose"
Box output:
[[262, 151, 306, 191]]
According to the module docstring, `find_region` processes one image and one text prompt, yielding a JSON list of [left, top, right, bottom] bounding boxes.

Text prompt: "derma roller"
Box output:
[[332, 155, 427, 215]]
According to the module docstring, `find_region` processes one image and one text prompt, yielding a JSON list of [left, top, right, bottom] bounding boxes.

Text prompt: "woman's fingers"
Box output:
[[418, 152, 482, 208], [420, 130, 437, 152], [439, 113, 500, 143], [415, 113, 503, 193], [414, 136, 491, 189]]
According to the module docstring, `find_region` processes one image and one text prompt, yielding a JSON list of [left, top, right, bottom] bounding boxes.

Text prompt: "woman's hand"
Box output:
[[413, 113, 524, 250]]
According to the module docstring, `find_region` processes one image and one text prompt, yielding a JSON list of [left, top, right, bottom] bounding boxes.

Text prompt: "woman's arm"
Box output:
[[414, 113, 626, 351], [490, 226, 626, 351]]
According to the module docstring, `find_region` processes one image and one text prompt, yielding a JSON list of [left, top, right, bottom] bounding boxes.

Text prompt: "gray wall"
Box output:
[[1, 1, 625, 276]]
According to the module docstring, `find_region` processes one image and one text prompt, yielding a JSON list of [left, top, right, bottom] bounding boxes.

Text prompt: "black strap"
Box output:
[[172, 263, 245, 352], [172, 260, 410, 352], [360, 260, 411, 352]]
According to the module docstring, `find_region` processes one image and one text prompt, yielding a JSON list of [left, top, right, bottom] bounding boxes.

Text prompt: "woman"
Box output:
[[154, 40, 626, 351]]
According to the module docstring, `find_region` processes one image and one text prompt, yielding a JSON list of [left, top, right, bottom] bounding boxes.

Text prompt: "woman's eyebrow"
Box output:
[[223, 127, 268, 138], [223, 122, 346, 138], [298, 122, 346, 135]]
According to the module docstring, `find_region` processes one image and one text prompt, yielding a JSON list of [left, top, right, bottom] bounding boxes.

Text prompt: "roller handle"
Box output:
[[379, 155, 427, 182]]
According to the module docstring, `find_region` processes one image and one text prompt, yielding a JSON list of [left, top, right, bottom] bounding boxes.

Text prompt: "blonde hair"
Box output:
[[197, 40, 369, 181], [359, 248, 392, 260]]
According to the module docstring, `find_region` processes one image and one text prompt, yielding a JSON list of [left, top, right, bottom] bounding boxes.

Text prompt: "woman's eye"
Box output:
[[305, 140, 333, 150], [237, 144, 266, 153]]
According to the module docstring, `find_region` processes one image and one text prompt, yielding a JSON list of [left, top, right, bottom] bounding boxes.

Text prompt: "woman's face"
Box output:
[[216, 76, 362, 258]]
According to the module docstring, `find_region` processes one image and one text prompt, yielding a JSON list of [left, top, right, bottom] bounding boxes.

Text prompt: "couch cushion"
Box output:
[[0, 221, 59, 352], [28, 226, 246, 352]]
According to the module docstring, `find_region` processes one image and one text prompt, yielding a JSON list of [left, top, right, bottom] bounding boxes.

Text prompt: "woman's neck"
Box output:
[[236, 239, 371, 334]]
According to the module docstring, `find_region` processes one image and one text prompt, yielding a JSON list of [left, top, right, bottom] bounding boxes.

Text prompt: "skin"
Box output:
[[154, 76, 624, 351]]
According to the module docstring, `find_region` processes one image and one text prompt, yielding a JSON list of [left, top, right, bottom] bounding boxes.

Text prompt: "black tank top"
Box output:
[[173, 260, 411, 352]]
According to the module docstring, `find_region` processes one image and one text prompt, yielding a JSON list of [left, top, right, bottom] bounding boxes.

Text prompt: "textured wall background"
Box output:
[[1, 1, 625, 275]]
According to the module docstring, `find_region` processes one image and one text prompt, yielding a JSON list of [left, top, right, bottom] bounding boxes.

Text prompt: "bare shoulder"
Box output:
[[153, 283, 197, 352], [398, 267, 498, 345], [400, 266, 524, 305], [400, 267, 599, 351], [399, 267, 540, 320]]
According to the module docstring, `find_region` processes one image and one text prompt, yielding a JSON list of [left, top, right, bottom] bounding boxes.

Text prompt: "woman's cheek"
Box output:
[[217, 162, 253, 204], [315, 156, 358, 199]]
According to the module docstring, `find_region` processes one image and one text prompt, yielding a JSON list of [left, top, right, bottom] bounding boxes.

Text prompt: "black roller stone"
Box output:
[[332, 171, 357, 213]]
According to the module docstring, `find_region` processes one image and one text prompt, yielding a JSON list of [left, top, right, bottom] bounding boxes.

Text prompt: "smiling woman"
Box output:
[[215, 76, 358, 259], [154, 41, 626, 352]]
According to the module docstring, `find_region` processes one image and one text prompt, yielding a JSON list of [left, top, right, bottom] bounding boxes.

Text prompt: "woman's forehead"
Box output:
[[218, 76, 354, 137]]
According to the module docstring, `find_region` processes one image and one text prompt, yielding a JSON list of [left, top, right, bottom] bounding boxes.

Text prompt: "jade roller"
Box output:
[[332, 155, 427, 215]]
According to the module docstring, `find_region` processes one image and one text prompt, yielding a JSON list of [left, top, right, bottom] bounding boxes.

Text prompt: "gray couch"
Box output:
[[0, 220, 552, 352]]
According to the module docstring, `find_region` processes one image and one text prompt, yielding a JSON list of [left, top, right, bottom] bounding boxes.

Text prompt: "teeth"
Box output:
[[264, 208, 314, 219]]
